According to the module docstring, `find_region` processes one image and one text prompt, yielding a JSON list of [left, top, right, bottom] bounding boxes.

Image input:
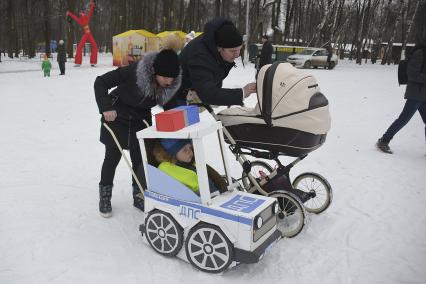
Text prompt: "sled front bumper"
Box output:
[[233, 229, 281, 264]]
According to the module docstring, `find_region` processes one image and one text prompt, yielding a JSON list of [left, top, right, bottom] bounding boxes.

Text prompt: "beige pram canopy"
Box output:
[[217, 62, 331, 157]]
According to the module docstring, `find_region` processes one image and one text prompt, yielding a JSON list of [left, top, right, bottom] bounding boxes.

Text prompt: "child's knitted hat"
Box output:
[[160, 139, 192, 156]]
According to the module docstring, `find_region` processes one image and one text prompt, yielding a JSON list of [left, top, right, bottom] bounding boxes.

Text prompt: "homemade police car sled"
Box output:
[[105, 109, 281, 274], [139, 119, 281, 273], [194, 62, 333, 238]]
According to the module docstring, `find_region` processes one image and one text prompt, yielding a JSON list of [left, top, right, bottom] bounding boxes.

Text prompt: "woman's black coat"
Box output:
[[94, 52, 181, 149]]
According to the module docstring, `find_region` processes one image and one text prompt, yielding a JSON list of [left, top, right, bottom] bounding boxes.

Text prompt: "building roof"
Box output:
[[113, 29, 158, 39], [157, 31, 187, 39]]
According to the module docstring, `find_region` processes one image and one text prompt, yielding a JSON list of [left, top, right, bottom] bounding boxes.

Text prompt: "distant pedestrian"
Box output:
[[257, 34, 273, 75], [326, 45, 333, 69], [376, 31, 426, 154], [41, 54, 52, 77], [57, 40, 67, 75]]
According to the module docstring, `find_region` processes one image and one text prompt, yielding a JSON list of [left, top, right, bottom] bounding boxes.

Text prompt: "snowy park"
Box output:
[[0, 53, 425, 283]]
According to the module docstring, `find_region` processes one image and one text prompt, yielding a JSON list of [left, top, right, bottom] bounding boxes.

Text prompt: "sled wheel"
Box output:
[[242, 160, 274, 191], [303, 60, 311, 69], [145, 210, 183, 256], [269, 190, 305, 238], [185, 223, 233, 273], [292, 172, 332, 214]]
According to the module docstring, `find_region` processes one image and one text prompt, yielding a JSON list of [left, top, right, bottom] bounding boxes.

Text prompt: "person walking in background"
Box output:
[[326, 45, 333, 69], [57, 40, 67, 75], [41, 54, 52, 77], [94, 47, 181, 218], [165, 17, 256, 108], [376, 31, 426, 154], [257, 34, 273, 75]]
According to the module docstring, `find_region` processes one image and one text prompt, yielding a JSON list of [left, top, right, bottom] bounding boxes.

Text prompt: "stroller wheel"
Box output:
[[292, 172, 332, 214], [268, 191, 305, 238], [241, 160, 273, 191]]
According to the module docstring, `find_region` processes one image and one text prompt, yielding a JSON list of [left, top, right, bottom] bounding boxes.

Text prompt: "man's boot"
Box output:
[[99, 184, 113, 218], [132, 184, 144, 211]]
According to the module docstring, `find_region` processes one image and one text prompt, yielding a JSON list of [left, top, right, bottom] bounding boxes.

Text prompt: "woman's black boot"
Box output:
[[99, 184, 113, 218], [132, 185, 144, 211]]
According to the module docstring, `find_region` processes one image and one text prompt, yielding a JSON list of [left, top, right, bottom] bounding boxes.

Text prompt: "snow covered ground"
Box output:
[[1, 54, 425, 284]]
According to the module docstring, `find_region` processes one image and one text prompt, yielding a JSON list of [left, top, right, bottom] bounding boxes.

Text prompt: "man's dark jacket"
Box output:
[[165, 17, 243, 109]]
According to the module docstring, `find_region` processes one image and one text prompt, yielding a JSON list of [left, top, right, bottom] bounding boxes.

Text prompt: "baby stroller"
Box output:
[[196, 62, 333, 238]]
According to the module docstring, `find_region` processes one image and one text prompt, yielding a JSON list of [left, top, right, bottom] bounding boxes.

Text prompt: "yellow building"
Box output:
[[157, 31, 187, 49], [112, 29, 160, 67]]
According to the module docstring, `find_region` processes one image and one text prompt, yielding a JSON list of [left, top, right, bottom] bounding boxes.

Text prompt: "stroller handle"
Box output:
[[189, 102, 214, 113]]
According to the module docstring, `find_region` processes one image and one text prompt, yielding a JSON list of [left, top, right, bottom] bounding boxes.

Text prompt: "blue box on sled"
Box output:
[[176, 105, 200, 126]]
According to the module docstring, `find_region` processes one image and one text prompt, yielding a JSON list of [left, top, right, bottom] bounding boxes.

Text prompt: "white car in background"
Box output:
[[287, 48, 338, 69]]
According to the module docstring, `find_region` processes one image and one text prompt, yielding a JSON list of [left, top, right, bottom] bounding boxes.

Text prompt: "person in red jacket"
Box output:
[[66, 2, 98, 66]]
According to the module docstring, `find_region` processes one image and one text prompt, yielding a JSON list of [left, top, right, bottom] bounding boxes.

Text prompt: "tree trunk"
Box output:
[[25, 0, 36, 58], [273, 0, 281, 43], [355, 0, 370, 64], [283, 0, 294, 44], [44, 0, 51, 56], [66, 0, 76, 58], [178, 0, 185, 30], [382, 0, 404, 65], [6, 0, 16, 58], [401, 0, 418, 60], [215, 0, 221, 17]]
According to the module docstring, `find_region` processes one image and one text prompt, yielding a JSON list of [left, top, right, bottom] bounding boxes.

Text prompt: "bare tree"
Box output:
[[382, 0, 404, 65], [43, 0, 51, 55], [6, 0, 19, 58], [401, 0, 419, 59], [2, 0, 423, 64]]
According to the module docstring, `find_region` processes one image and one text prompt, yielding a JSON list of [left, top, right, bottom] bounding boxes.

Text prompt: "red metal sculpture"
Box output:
[[66, 3, 98, 66]]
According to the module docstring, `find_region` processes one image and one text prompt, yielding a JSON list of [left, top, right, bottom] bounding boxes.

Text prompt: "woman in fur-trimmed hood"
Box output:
[[94, 47, 181, 217]]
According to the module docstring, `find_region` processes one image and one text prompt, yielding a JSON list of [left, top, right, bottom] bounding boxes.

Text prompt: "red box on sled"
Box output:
[[155, 110, 186, 132]]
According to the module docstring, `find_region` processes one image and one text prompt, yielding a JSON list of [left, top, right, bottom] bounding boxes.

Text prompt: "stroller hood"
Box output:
[[220, 62, 331, 135]]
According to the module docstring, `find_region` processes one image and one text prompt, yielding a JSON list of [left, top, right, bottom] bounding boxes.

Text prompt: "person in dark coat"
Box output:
[[377, 31, 426, 154], [57, 40, 67, 75], [257, 34, 273, 73], [94, 49, 181, 217], [326, 45, 334, 69], [164, 17, 256, 109]]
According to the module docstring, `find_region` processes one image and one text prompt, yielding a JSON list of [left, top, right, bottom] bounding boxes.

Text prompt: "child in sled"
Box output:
[[41, 54, 52, 77], [153, 139, 227, 195]]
